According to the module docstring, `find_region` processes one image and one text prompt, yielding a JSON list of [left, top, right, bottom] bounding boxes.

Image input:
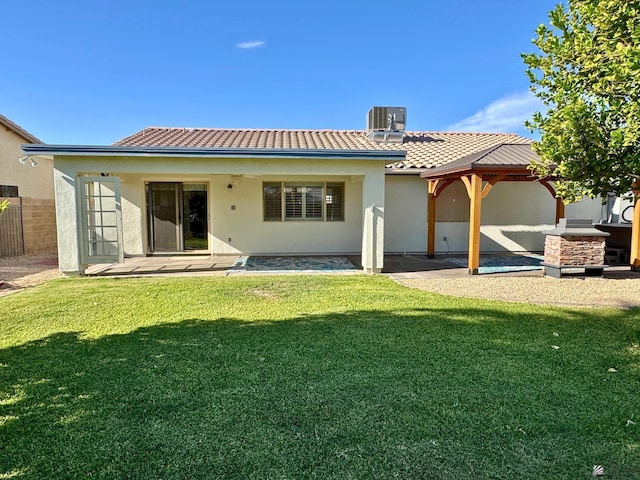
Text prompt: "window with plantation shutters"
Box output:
[[325, 183, 344, 221], [263, 183, 282, 220], [285, 186, 304, 219], [263, 182, 345, 222], [304, 186, 323, 220]]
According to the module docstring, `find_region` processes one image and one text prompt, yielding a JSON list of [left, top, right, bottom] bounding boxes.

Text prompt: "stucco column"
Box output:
[[53, 167, 85, 275], [361, 171, 385, 273]]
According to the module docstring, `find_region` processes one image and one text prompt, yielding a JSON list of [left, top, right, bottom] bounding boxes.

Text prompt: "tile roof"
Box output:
[[0, 113, 42, 144], [379, 132, 531, 171], [114, 128, 381, 151], [114, 127, 532, 171]]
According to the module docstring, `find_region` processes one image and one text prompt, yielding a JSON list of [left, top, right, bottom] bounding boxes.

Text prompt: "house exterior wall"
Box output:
[[53, 155, 387, 273], [0, 126, 56, 254], [384, 175, 427, 253], [116, 173, 364, 256], [384, 175, 604, 254], [209, 175, 363, 255], [0, 128, 53, 200]]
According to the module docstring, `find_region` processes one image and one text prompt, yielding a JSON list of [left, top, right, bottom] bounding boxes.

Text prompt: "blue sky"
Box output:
[[1, 0, 560, 145]]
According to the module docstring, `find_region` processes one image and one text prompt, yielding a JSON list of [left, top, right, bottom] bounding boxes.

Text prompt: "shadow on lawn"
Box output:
[[1, 307, 639, 479]]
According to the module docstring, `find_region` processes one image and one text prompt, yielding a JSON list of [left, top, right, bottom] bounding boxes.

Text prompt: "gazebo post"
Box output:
[[463, 174, 483, 275], [427, 180, 438, 258], [539, 179, 564, 225], [631, 180, 640, 271], [555, 198, 565, 225]]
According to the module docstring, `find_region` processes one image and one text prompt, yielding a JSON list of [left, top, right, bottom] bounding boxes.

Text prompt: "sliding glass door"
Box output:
[[148, 183, 208, 252]]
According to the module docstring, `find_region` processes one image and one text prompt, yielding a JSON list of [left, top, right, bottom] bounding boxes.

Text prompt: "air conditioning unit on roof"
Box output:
[[366, 106, 406, 143]]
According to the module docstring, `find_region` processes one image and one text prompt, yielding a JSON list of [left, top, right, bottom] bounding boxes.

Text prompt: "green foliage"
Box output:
[[0, 199, 9, 216], [0, 276, 639, 478], [523, 0, 640, 202]]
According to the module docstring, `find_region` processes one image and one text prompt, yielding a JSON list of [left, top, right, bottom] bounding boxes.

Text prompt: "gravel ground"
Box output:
[[396, 275, 640, 309], [0, 253, 61, 294]]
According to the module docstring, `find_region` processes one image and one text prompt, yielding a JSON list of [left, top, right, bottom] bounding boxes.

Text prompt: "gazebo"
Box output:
[[421, 143, 640, 274]]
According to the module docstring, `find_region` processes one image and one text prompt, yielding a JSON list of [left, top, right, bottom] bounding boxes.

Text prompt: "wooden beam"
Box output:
[[427, 191, 436, 258], [460, 175, 472, 198], [631, 180, 640, 271], [555, 197, 565, 225], [539, 179, 565, 225], [467, 174, 483, 275], [480, 174, 506, 199], [539, 179, 557, 198], [433, 179, 455, 198], [426, 179, 457, 258]]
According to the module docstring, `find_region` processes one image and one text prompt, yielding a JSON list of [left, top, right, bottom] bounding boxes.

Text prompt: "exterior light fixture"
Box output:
[[18, 156, 38, 166]]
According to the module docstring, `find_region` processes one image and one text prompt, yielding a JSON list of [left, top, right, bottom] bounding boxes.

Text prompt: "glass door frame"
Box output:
[[146, 182, 209, 253], [79, 176, 124, 264]]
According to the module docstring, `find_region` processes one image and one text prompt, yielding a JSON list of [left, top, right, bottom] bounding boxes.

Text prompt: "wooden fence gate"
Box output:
[[0, 198, 25, 257]]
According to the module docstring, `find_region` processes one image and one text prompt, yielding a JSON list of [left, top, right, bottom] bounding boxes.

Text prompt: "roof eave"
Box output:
[[421, 164, 534, 180], [385, 167, 431, 175], [21, 144, 405, 163], [0, 114, 42, 144]]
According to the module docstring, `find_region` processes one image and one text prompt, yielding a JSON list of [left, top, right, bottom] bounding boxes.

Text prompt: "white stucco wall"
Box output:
[[384, 175, 427, 253], [117, 173, 364, 256], [384, 175, 605, 253], [52, 154, 388, 271], [566, 197, 607, 221], [119, 175, 146, 256], [209, 175, 363, 255]]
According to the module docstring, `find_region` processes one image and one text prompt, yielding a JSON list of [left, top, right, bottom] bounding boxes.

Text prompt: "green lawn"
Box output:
[[1, 276, 639, 479]]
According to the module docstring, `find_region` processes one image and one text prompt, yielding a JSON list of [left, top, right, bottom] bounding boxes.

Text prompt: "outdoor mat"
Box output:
[[230, 256, 358, 272], [443, 254, 543, 274]]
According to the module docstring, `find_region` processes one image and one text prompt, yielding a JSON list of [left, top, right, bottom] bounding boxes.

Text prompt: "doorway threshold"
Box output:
[[147, 250, 211, 257]]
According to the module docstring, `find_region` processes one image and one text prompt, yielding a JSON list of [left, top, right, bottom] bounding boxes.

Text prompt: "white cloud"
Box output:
[[447, 92, 541, 133], [236, 41, 265, 49]]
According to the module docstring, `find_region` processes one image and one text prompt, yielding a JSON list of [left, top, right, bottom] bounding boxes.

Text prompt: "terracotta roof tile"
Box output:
[[114, 127, 531, 170]]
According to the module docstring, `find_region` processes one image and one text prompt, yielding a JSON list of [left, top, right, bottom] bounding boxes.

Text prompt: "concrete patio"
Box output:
[[85, 255, 237, 277], [83, 253, 640, 279]]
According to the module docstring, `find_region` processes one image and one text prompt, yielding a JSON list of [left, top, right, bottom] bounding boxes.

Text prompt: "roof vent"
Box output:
[[366, 106, 406, 144]]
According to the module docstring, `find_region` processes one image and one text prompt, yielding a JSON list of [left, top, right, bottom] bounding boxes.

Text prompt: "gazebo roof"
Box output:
[[420, 143, 540, 180]]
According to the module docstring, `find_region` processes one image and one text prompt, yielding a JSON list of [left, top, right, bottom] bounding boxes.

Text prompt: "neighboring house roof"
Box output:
[[421, 143, 540, 179], [0, 113, 42, 144], [114, 127, 532, 172]]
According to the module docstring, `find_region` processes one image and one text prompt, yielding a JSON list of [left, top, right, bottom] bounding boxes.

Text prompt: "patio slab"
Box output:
[[85, 255, 237, 276], [83, 253, 640, 280]]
